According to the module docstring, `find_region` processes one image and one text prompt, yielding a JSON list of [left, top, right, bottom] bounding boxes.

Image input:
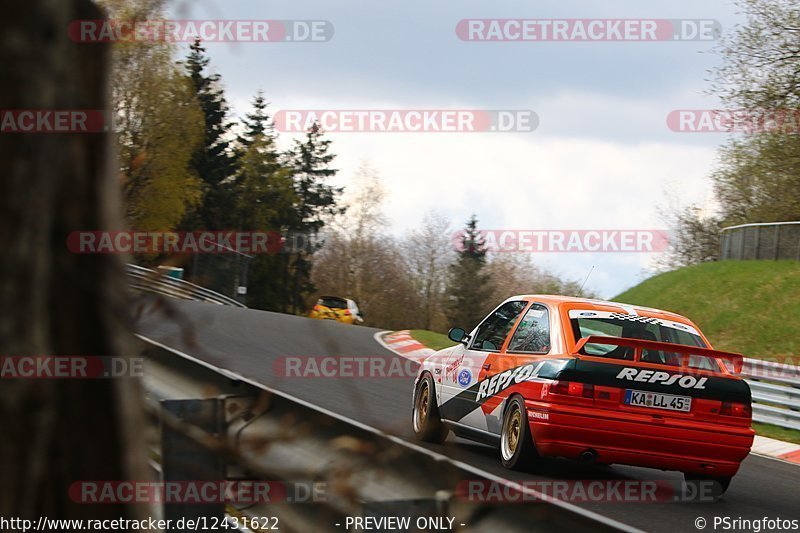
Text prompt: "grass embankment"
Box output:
[[614, 260, 800, 360], [615, 260, 800, 443]]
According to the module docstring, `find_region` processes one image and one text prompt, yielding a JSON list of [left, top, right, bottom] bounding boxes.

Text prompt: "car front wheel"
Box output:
[[412, 374, 447, 443]]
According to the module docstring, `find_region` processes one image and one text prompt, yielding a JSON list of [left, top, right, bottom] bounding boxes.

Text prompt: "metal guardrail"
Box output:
[[127, 264, 246, 308], [719, 221, 800, 261], [743, 357, 800, 431], [140, 336, 636, 533], [715, 222, 800, 426]]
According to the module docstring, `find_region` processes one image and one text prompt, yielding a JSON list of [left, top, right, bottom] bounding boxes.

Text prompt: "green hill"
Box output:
[[614, 260, 800, 360]]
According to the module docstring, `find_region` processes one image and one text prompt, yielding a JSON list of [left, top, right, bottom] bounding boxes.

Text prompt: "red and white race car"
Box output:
[[411, 295, 754, 493]]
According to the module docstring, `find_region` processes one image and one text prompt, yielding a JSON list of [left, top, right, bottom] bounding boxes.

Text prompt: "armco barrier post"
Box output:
[[161, 398, 226, 524]]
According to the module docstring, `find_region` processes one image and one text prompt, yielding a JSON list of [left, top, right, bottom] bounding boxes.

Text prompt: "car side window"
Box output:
[[507, 304, 551, 354], [470, 301, 527, 352]]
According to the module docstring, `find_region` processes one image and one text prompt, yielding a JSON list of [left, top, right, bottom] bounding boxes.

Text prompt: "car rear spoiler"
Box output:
[[572, 335, 744, 375]]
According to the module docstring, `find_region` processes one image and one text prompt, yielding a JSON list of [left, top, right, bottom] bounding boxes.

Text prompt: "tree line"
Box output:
[[106, 0, 342, 314], [666, 0, 800, 267], [310, 168, 590, 332], [105, 0, 589, 331]]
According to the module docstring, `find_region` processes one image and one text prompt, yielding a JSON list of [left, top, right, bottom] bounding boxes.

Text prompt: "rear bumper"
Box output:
[[527, 403, 754, 477]]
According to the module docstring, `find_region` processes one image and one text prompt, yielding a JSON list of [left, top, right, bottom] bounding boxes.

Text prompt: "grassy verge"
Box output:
[[613, 260, 800, 360], [409, 329, 456, 352], [751, 422, 800, 445]]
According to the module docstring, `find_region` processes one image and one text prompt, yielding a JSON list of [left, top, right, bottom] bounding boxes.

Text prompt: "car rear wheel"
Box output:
[[412, 374, 447, 443], [500, 396, 539, 470], [683, 473, 732, 499]]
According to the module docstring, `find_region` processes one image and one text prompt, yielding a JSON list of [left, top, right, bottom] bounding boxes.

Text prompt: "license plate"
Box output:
[[624, 389, 692, 412]]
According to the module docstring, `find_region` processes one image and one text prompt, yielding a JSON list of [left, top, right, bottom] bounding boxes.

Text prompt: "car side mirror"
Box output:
[[448, 327, 467, 344]]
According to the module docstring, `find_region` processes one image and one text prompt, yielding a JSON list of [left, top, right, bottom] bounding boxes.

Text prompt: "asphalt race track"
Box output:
[[135, 298, 800, 532]]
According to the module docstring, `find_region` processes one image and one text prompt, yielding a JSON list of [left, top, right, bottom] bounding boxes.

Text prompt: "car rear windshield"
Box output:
[[569, 311, 719, 371], [319, 297, 347, 309]]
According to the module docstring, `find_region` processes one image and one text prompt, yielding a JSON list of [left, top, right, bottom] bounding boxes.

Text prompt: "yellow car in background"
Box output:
[[309, 296, 364, 325]]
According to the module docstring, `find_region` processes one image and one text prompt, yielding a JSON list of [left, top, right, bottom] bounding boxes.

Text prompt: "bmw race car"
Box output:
[[412, 295, 754, 493]]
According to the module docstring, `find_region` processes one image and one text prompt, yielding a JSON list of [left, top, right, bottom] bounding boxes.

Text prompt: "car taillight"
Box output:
[[313, 305, 321, 310], [343, 309, 351, 315], [720, 402, 752, 418], [550, 380, 570, 395], [550, 380, 594, 398]]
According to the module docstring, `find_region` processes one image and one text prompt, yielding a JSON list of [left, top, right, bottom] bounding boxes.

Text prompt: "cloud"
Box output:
[[172, 0, 743, 297], [313, 123, 716, 297]]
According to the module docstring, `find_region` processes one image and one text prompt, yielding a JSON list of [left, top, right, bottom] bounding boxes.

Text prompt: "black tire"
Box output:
[[500, 396, 539, 470], [412, 374, 448, 443], [683, 473, 732, 500]]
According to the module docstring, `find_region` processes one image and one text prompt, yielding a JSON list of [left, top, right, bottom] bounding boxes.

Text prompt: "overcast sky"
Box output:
[[169, 0, 745, 297]]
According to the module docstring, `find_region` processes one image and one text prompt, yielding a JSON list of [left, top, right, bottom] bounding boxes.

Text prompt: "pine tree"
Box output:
[[233, 93, 296, 310], [239, 91, 271, 144], [283, 123, 344, 313], [234, 92, 293, 231], [288, 123, 343, 233], [182, 38, 237, 230], [444, 215, 492, 329]]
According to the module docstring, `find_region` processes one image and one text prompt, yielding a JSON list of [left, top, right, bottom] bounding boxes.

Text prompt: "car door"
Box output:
[[438, 300, 527, 430], [479, 303, 554, 434]]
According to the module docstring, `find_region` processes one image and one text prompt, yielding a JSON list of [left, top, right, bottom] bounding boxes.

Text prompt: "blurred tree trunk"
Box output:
[[0, 0, 147, 524]]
